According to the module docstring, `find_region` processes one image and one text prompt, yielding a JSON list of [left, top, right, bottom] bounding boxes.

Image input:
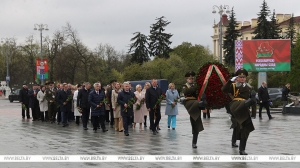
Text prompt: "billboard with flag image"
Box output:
[[235, 39, 291, 72], [36, 59, 49, 80]]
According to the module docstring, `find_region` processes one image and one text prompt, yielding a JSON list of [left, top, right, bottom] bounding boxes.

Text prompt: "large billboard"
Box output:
[[36, 59, 49, 80], [235, 39, 291, 72]]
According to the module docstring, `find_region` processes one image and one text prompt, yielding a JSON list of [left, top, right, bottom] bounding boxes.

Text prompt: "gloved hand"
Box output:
[[231, 76, 238, 82]]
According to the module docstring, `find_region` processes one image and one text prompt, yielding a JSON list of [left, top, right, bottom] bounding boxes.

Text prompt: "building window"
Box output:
[[246, 37, 248, 40]]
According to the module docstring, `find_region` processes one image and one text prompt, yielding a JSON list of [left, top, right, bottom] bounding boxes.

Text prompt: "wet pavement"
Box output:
[[0, 97, 299, 168]]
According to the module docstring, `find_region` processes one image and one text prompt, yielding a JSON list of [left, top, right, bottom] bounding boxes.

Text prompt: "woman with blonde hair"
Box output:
[[133, 84, 145, 130], [142, 82, 151, 127], [165, 83, 180, 130], [111, 82, 124, 132]]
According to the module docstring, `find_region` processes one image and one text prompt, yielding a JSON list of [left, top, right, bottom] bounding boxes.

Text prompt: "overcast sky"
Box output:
[[1, 0, 300, 53]]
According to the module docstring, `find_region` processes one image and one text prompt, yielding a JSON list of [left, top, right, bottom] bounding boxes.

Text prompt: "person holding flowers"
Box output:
[[142, 82, 150, 128], [165, 83, 179, 130], [37, 85, 48, 122], [146, 79, 163, 135], [88, 82, 108, 133], [117, 82, 136, 136], [182, 71, 205, 149], [133, 84, 145, 130], [111, 82, 124, 132], [73, 84, 82, 125], [58, 83, 73, 127]]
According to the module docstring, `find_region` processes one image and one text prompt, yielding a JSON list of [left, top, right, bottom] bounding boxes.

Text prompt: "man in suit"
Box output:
[[258, 81, 273, 120], [77, 82, 91, 130], [117, 82, 135, 136], [44, 81, 57, 123], [88, 82, 107, 133], [55, 84, 64, 124], [19, 83, 30, 119], [28, 84, 40, 121], [145, 79, 163, 135], [281, 83, 290, 114], [58, 83, 72, 127]]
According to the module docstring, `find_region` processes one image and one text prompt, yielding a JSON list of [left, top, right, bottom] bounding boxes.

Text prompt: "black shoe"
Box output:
[[84, 127, 88, 130], [97, 127, 101, 129], [269, 117, 274, 120], [119, 130, 123, 132], [192, 144, 197, 148], [168, 126, 170, 129], [158, 127, 161, 130], [144, 125, 147, 127], [172, 128, 175, 130], [239, 150, 248, 155], [153, 131, 157, 135], [62, 124, 67, 127], [102, 129, 108, 132], [93, 130, 97, 133], [259, 117, 263, 120], [125, 133, 129, 136], [232, 143, 238, 148]]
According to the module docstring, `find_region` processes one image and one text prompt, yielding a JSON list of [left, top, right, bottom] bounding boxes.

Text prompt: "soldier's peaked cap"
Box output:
[[235, 68, 248, 77], [185, 71, 196, 78]]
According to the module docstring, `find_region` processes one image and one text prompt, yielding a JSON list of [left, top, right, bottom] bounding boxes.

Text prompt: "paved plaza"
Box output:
[[0, 97, 299, 168]]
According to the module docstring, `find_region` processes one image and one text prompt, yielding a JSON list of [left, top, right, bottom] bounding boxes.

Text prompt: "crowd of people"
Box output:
[[19, 79, 182, 136]]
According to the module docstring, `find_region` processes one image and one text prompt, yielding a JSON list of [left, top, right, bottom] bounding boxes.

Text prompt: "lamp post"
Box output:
[[1, 38, 14, 90], [212, 5, 230, 64], [34, 24, 49, 85]]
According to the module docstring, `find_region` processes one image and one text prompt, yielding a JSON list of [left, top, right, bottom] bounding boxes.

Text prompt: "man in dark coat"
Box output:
[[77, 82, 91, 130], [55, 84, 63, 124], [88, 83, 107, 133], [145, 79, 163, 135], [44, 81, 57, 123], [222, 68, 255, 155], [28, 84, 40, 121], [117, 82, 135, 136], [281, 83, 290, 114], [57, 83, 72, 127], [19, 83, 30, 119], [182, 71, 205, 149], [258, 81, 273, 119]]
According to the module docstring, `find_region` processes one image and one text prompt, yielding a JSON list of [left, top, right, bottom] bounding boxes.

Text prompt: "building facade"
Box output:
[[211, 14, 300, 62]]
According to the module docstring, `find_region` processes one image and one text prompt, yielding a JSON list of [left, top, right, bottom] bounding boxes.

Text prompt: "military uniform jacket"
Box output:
[[44, 88, 57, 104], [182, 83, 204, 133], [222, 81, 254, 132]]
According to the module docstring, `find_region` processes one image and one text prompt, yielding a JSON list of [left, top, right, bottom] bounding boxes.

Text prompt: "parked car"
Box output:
[[8, 89, 21, 102], [255, 88, 282, 103]]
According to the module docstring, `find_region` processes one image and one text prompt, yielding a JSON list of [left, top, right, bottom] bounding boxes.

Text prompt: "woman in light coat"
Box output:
[[37, 85, 48, 122], [73, 84, 82, 125], [165, 83, 180, 130], [142, 82, 151, 127], [111, 82, 124, 132], [133, 84, 145, 130]]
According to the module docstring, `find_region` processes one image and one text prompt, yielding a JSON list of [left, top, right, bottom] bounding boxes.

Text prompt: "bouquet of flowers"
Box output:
[[136, 103, 141, 110], [171, 98, 178, 108], [77, 107, 83, 113], [153, 93, 166, 111], [22, 104, 26, 110], [123, 96, 138, 112], [94, 97, 108, 110], [140, 98, 145, 104], [66, 94, 73, 102]]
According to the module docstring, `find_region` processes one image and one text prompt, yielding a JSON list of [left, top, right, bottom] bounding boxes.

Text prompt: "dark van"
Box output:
[[129, 79, 168, 93]]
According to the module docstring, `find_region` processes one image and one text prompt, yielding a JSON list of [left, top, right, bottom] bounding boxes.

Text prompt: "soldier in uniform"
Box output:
[[182, 71, 206, 148], [44, 81, 57, 123], [222, 68, 256, 155]]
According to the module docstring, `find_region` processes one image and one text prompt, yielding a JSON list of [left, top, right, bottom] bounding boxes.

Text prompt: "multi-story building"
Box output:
[[211, 14, 300, 61]]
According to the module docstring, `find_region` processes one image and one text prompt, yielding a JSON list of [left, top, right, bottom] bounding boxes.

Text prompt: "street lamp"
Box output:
[[212, 5, 230, 64], [34, 24, 49, 85], [1, 38, 14, 89]]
